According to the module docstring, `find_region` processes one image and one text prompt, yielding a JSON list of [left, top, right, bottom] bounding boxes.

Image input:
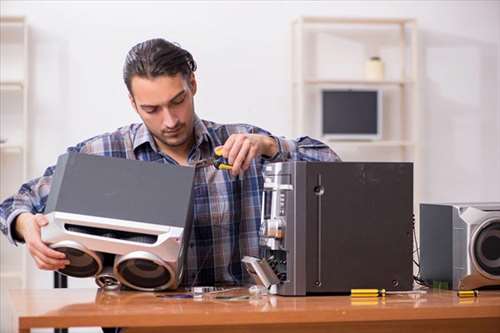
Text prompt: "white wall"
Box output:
[[1, 0, 499, 290]]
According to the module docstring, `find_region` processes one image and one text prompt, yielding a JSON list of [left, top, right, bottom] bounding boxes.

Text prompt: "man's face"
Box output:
[[130, 73, 197, 150]]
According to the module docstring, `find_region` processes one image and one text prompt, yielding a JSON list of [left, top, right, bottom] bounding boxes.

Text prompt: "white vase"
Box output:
[[365, 57, 384, 81]]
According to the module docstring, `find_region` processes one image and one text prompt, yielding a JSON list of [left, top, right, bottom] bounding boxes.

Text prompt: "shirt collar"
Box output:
[[132, 114, 213, 153], [192, 114, 213, 149]]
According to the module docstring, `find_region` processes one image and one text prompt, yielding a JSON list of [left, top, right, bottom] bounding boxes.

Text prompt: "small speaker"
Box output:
[[420, 203, 500, 290]]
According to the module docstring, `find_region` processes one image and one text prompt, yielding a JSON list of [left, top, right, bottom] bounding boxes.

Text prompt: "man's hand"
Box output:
[[15, 213, 69, 271], [221, 134, 278, 176]]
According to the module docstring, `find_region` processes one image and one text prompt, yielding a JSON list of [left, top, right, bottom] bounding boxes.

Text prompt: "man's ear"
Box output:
[[188, 73, 197, 96]]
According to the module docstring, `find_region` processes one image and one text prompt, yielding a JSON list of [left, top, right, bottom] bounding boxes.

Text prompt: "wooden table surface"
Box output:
[[8, 288, 500, 333]]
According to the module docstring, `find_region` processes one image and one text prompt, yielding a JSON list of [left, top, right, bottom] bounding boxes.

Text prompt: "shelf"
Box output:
[[0, 16, 25, 25], [0, 271, 24, 280], [0, 144, 23, 154], [295, 17, 415, 26], [0, 81, 24, 91], [326, 140, 415, 148], [301, 79, 412, 86]]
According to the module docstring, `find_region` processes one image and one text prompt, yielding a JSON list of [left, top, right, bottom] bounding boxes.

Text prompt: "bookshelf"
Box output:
[[0, 15, 29, 333], [291, 16, 421, 280]]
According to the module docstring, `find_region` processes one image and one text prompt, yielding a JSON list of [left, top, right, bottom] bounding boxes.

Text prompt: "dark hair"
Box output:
[[123, 38, 197, 94]]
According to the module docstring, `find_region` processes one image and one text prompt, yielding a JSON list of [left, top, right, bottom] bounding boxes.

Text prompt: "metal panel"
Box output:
[[45, 152, 195, 228]]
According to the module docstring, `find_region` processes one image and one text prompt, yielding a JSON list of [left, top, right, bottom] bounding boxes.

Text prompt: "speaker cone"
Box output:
[[472, 219, 500, 279], [114, 251, 174, 291], [51, 240, 103, 278]]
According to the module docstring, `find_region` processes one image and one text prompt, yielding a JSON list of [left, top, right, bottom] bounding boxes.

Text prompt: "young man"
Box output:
[[0, 38, 340, 286]]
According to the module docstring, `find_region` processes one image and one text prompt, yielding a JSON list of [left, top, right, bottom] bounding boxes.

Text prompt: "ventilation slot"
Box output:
[[65, 223, 158, 244]]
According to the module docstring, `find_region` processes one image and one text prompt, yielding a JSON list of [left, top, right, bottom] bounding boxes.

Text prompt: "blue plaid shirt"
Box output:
[[0, 116, 340, 286]]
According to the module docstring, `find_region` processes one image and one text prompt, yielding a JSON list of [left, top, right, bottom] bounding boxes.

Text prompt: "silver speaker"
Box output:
[[420, 202, 500, 290], [40, 152, 195, 291]]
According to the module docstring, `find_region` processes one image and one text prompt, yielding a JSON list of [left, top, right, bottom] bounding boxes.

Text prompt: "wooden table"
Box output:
[[8, 288, 500, 333]]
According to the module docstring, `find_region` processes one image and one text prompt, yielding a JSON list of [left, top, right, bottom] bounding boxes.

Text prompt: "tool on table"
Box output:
[[194, 146, 233, 170], [351, 289, 428, 297], [457, 290, 479, 298]]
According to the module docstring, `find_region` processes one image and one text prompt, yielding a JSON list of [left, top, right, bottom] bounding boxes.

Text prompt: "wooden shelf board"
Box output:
[[0, 81, 24, 91], [0, 271, 24, 280], [326, 140, 415, 148], [0, 16, 25, 24], [296, 16, 415, 25], [301, 79, 412, 86], [0, 144, 23, 154]]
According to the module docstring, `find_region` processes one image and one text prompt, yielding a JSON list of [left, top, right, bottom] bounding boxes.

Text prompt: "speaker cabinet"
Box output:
[[420, 203, 500, 290], [245, 161, 414, 295]]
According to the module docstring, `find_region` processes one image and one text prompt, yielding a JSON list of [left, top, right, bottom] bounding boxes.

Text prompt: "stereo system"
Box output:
[[420, 203, 500, 290], [243, 161, 414, 295], [43, 155, 497, 295], [41, 152, 195, 291]]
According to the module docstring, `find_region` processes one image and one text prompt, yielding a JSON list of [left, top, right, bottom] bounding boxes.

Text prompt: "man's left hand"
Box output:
[[221, 134, 278, 176]]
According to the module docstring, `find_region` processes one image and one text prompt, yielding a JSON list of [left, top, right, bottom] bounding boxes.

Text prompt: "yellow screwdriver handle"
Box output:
[[457, 290, 478, 297], [351, 289, 386, 297], [214, 146, 224, 156], [213, 146, 232, 170]]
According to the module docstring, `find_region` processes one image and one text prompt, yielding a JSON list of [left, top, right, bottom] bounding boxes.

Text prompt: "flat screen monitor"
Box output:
[[322, 89, 382, 140]]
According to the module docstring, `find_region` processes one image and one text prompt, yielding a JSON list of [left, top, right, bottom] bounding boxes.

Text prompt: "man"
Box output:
[[0, 38, 340, 286]]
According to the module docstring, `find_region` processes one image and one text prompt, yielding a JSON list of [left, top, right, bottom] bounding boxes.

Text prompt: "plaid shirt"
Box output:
[[0, 116, 340, 286]]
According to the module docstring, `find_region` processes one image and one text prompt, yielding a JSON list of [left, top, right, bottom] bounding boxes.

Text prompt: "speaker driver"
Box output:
[[51, 240, 103, 278], [472, 219, 500, 279], [114, 251, 174, 291]]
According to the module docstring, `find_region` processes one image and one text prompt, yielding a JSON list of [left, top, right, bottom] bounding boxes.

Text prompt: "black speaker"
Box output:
[[244, 161, 414, 295]]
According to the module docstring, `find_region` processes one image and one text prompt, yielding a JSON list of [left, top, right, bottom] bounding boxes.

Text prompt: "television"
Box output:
[[321, 89, 383, 140]]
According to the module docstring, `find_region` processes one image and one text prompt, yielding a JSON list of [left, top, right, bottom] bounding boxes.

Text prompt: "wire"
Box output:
[[412, 218, 427, 288]]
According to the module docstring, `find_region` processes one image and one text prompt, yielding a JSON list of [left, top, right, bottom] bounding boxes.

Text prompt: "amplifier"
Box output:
[[243, 161, 414, 295]]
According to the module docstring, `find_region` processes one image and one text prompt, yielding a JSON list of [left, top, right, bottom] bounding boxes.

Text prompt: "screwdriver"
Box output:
[[457, 290, 479, 297], [350, 289, 427, 297], [194, 146, 233, 170]]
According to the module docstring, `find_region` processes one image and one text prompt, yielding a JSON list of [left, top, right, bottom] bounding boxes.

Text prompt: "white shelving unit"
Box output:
[[0, 15, 29, 333], [291, 16, 421, 278], [291, 16, 420, 192]]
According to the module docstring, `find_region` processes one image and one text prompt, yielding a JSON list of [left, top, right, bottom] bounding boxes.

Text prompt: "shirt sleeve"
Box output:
[[246, 125, 341, 163], [0, 145, 84, 246], [267, 135, 342, 163]]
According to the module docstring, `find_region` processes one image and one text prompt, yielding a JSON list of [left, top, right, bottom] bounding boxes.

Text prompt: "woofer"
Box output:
[[472, 219, 500, 279], [114, 251, 174, 291], [51, 240, 103, 278]]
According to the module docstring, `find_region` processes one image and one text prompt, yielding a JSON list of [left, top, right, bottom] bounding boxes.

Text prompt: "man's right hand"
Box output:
[[15, 213, 70, 271]]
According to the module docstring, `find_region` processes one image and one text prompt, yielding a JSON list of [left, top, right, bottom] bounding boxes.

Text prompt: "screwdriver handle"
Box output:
[[351, 289, 386, 297], [213, 146, 232, 170], [214, 146, 224, 156], [457, 290, 478, 297]]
